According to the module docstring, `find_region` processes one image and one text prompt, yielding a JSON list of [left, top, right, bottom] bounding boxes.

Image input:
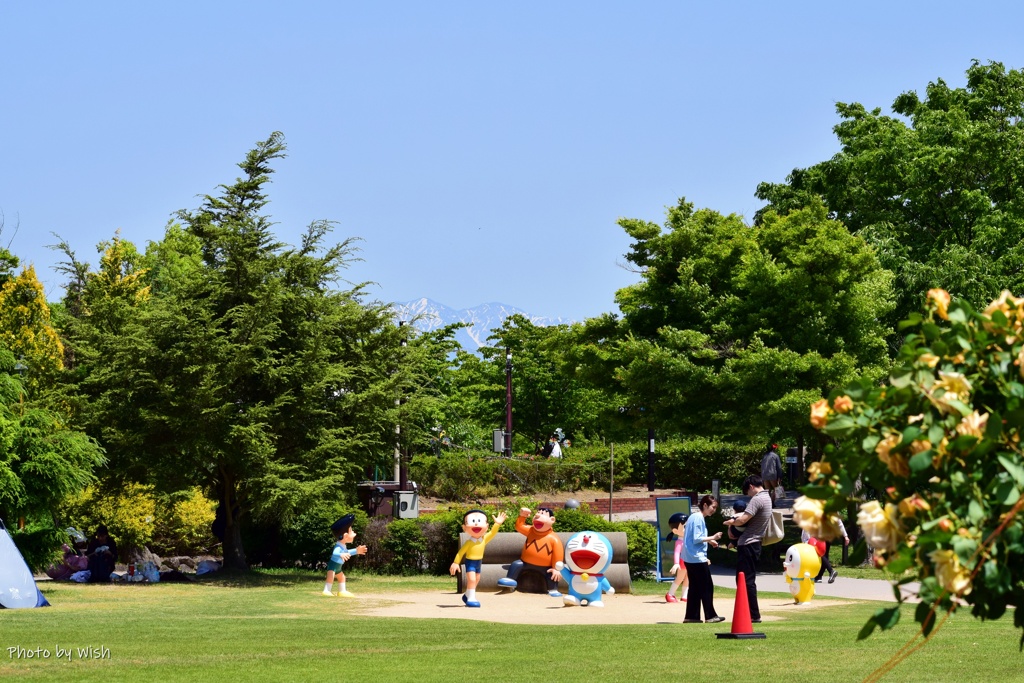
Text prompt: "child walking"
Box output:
[[323, 513, 367, 597], [665, 511, 689, 603]]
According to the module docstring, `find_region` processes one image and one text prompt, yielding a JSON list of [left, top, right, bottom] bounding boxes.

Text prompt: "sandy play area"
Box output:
[[352, 590, 846, 626]]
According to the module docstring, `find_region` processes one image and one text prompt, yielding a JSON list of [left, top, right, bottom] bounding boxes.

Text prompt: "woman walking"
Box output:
[[682, 495, 725, 624]]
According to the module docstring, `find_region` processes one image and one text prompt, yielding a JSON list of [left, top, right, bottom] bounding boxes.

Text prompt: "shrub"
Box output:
[[151, 487, 218, 555], [277, 503, 368, 570], [360, 517, 393, 573], [410, 447, 631, 500], [60, 482, 157, 558], [620, 437, 762, 492], [381, 519, 427, 575], [617, 519, 658, 580], [417, 508, 469, 575], [10, 520, 65, 572]]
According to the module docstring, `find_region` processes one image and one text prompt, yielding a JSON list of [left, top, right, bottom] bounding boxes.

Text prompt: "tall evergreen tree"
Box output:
[[59, 133, 415, 568]]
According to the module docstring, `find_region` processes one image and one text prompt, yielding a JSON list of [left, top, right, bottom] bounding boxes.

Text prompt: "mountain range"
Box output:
[[391, 298, 570, 351]]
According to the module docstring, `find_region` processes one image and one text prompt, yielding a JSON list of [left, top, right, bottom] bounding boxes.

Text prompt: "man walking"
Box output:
[[723, 475, 772, 623], [761, 444, 784, 506]]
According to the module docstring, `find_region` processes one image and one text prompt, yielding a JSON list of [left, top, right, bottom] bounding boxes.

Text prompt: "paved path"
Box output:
[[609, 489, 920, 603], [708, 564, 920, 603]]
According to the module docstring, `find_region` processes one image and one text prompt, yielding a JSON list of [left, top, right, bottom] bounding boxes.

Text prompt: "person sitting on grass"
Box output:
[[323, 514, 367, 597], [86, 524, 118, 583]]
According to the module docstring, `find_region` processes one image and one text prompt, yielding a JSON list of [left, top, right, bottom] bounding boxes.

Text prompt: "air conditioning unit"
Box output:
[[394, 490, 419, 519]]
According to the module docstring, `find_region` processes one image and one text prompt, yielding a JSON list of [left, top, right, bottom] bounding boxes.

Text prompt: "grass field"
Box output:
[[2, 571, 1021, 682]]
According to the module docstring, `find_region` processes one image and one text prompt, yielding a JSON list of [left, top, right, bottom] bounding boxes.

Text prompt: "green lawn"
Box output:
[[2, 572, 1020, 682]]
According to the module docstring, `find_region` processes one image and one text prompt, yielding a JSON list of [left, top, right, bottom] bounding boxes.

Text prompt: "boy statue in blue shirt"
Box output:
[[323, 513, 367, 597]]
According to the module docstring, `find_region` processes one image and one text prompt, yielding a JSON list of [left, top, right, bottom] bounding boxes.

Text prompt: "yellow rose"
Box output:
[[810, 398, 830, 430], [875, 433, 910, 477], [928, 548, 972, 596], [857, 501, 903, 552], [955, 411, 989, 440], [833, 395, 853, 414], [909, 439, 931, 455], [792, 496, 825, 535], [807, 460, 832, 480], [983, 290, 1022, 319], [898, 494, 932, 517], [1018, 346, 1024, 380], [927, 288, 951, 320], [792, 496, 844, 541], [919, 353, 940, 368], [929, 371, 973, 415], [935, 371, 972, 398]]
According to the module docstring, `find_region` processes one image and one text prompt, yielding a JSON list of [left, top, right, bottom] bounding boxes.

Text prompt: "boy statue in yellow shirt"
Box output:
[[450, 509, 508, 607]]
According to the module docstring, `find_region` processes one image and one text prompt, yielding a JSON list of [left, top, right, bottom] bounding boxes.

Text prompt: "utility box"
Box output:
[[493, 429, 504, 453], [394, 490, 419, 519]]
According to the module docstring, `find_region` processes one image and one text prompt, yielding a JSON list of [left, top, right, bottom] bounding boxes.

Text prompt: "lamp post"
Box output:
[[647, 428, 656, 492], [504, 348, 513, 457]]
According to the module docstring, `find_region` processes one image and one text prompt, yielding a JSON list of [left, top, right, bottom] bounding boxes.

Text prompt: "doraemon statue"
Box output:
[[783, 539, 826, 603], [554, 531, 614, 607]]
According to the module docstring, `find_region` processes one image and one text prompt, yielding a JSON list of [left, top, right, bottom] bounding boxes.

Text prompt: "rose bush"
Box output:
[[800, 289, 1024, 646]]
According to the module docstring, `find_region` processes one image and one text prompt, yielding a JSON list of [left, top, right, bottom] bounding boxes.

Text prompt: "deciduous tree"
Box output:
[[756, 60, 1024, 338]]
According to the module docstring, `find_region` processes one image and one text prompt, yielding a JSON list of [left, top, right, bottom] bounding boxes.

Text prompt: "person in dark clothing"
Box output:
[[86, 524, 118, 583], [723, 476, 771, 623]]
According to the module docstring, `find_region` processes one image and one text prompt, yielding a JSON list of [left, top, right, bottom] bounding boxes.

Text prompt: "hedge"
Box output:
[[410, 446, 632, 500], [619, 437, 763, 492], [410, 437, 761, 500]]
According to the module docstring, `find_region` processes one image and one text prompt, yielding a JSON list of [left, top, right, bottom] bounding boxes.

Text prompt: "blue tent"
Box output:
[[0, 519, 50, 608]]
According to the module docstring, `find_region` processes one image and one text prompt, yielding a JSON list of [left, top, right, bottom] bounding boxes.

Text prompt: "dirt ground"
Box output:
[[350, 589, 845, 626]]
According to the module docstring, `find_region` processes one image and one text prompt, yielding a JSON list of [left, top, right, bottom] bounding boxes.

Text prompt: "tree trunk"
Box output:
[[219, 472, 248, 570]]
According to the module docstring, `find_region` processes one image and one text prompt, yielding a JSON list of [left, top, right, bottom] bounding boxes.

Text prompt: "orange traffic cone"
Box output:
[[716, 571, 766, 639]]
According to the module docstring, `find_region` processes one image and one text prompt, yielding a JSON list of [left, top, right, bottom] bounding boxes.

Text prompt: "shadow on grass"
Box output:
[[191, 568, 322, 588]]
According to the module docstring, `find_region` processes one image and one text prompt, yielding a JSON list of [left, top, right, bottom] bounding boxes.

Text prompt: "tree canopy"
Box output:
[[756, 60, 1024, 338], [572, 199, 893, 447]]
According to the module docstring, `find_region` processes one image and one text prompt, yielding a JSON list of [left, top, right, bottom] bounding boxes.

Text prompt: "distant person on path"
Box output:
[[663, 512, 689, 603], [802, 522, 850, 583], [761, 444, 784, 506], [682, 495, 725, 624], [723, 476, 772, 624], [86, 524, 118, 583]]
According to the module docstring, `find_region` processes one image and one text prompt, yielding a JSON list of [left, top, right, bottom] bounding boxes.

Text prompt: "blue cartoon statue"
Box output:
[[554, 531, 614, 607]]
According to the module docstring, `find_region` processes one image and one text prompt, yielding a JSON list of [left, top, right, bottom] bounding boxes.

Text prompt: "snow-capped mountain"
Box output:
[[391, 298, 570, 351]]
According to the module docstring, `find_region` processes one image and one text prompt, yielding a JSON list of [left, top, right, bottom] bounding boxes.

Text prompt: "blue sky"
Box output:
[[4, 2, 1024, 320]]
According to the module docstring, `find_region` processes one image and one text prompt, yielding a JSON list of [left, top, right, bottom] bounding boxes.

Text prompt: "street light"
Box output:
[[504, 348, 513, 457]]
